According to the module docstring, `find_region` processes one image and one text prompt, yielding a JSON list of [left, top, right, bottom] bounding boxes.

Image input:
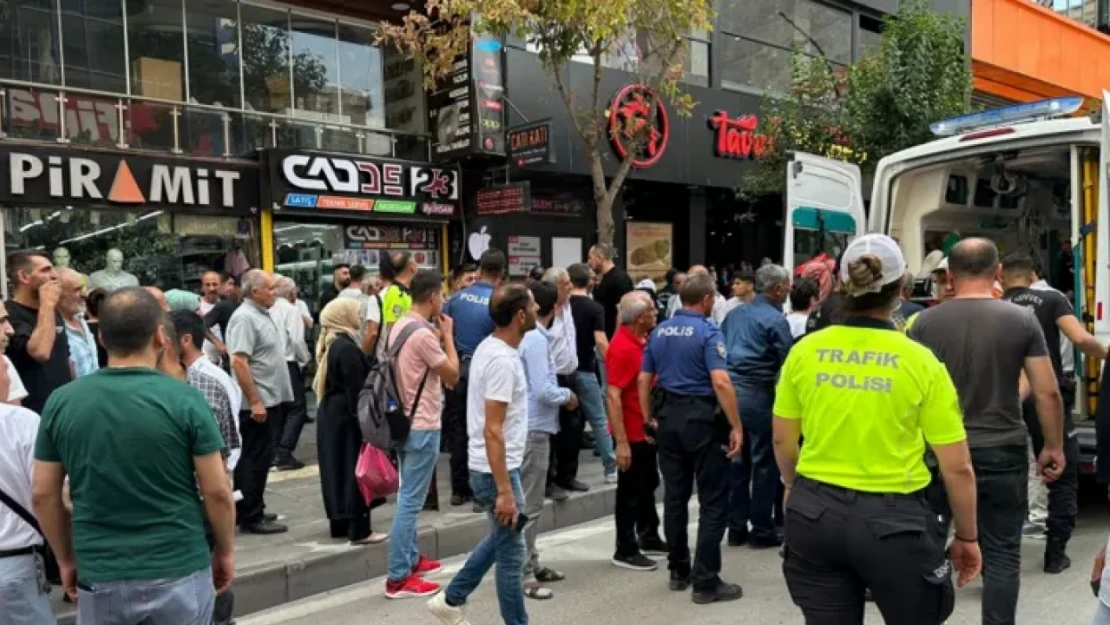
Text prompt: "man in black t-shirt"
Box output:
[[6, 250, 71, 413], [588, 243, 633, 339], [1000, 252, 1106, 575], [205, 274, 241, 371]]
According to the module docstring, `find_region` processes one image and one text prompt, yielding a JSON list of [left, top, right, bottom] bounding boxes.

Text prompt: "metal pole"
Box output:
[[236, 1, 246, 109], [0, 89, 8, 139], [182, 0, 191, 103], [56, 91, 69, 144], [116, 99, 129, 149], [121, 0, 132, 95], [222, 112, 232, 157], [171, 106, 182, 154]]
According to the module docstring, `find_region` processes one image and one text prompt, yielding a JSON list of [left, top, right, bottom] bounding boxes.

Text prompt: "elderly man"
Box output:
[[666, 266, 728, 324], [271, 276, 312, 471], [720, 264, 793, 549], [58, 269, 98, 378], [226, 269, 293, 535]]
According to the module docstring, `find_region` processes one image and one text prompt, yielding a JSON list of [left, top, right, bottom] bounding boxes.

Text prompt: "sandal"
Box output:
[[534, 566, 565, 583], [351, 532, 389, 546], [523, 581, 554, 600]]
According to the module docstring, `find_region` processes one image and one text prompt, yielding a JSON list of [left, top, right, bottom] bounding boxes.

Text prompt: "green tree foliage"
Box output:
[[381, 0, 713, 246], [743, 0, 971, 199]]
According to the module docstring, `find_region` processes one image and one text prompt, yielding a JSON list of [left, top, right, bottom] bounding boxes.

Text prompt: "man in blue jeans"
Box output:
[[720, 264, 793, 549], [428, 284, 536, 625], [384, 270, 460, 598]]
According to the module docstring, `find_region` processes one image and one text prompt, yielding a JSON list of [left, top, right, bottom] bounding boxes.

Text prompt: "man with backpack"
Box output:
[[383, 270, 460, 599]]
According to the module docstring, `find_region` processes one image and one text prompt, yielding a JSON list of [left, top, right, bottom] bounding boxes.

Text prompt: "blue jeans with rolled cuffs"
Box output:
[[444, 469, 528, 625], [388, 430, 442, 581]]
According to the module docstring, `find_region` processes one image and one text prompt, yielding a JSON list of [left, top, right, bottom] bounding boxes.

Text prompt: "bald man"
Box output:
[[665, 266, 729, 324], [59, 268, 99, 378]]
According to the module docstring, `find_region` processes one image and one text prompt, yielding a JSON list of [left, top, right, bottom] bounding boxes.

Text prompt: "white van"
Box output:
[[784, 96, 1106, 475]]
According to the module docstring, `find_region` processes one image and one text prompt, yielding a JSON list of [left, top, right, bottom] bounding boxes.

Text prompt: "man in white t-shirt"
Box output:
[[428, 284, 536, 625], [0, 358, 54, 624], [1, 300, 28, 404]]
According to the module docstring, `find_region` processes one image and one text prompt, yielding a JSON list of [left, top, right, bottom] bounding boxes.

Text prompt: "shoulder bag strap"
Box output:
[[0, 486, 42, 536], [394, 320, 434, 417]]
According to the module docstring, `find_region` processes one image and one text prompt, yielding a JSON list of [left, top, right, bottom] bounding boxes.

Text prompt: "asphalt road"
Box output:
[[239, 502, 1110, 625]]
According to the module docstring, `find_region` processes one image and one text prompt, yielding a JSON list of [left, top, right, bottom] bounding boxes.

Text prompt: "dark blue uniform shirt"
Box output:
[[642, 309, 727, 396], [720, 294, 793, 390], [444, 280, 496, 357]]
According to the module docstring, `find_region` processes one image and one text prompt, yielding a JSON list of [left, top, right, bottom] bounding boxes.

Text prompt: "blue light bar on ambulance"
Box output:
[[929, 97, 1085, 137]]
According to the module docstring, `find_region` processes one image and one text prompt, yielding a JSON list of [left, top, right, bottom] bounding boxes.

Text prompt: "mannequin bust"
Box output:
[[87, 248, 138, 292], [52, 247, 71, 269]]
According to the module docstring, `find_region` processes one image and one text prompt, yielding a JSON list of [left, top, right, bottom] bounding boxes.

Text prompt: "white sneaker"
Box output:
[[427, 591, 470, 625], [604, 473, 619, 485]]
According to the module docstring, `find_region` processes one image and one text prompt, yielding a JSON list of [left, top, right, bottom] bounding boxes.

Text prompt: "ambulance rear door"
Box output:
[[1094, 92, 1110, 342], [783, 151, 867, 277]]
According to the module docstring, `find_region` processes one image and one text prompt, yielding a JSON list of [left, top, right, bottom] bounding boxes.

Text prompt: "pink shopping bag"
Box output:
[[355, 443, 399, 504]]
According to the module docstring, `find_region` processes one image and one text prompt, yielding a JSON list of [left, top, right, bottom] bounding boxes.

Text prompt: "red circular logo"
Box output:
[[608, 84, 669, 169]]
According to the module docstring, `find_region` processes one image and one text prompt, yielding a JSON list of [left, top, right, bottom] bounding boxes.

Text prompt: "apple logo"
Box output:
[[468, 225, 491, 260]]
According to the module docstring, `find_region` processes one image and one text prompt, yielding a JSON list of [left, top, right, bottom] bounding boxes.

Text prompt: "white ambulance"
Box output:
[[785, 96, 1108, 475]]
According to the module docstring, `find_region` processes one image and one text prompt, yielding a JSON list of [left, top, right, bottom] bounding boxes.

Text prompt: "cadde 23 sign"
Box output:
[[270, 150, 460, 218]]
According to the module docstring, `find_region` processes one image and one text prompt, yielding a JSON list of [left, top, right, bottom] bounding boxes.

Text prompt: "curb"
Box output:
[[58, 484, 617, 623]]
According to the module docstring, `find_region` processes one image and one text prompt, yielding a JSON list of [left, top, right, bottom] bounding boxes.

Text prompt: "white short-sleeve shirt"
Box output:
[[467, 335, 528, 472], [5, 356, 27, 403]]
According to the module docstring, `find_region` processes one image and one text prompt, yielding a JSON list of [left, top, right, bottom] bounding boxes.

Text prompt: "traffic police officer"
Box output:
[[773, 234, 981, 625], [441, 248, 506, 507], [637, 273, 744, 605]]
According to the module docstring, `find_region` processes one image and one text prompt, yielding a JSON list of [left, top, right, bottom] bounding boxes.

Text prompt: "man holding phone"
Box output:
[[427, 284, 536, 625]]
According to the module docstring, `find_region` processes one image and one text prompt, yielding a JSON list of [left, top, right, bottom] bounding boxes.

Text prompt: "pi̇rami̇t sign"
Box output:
[[707, 111, 771, 160]]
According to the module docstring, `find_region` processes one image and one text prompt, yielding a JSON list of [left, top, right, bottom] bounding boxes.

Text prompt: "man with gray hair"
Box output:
[[666, 266, 729, 324], [542, 267, 578, 377], [226, 269, 293, 534], [720, 263, 793, 549], [269, 275, 311, 472]]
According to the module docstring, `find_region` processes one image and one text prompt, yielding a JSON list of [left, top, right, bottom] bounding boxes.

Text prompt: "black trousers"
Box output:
[[656, 394, 730, 592], [443, 364, 471, 498], [783, 477, 954, 625], [234, 406, 283, 527], [615, 441, 662, 556], [276, 363, 308, 457], [1022, 392, 1080, 544], [551, 374, 584, 486]]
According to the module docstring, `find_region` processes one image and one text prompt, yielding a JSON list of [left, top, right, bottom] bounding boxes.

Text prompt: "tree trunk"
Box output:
[[595, 191, 615, 247]]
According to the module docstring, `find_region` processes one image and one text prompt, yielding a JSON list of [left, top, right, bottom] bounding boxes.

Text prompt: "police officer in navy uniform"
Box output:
[[637, 273, 744, 604], [442, 248, 506, 507]]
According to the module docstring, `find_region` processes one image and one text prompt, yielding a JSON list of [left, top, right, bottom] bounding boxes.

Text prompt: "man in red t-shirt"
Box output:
[[606, 290, 667, 571]]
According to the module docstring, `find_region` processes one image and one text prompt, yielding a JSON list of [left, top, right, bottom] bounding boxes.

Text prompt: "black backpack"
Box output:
[[357, 320, 432, 450]]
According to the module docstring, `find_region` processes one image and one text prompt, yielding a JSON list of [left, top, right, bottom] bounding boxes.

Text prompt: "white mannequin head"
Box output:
[[52, 247, 71, 269], [106, 248, 124, 273]]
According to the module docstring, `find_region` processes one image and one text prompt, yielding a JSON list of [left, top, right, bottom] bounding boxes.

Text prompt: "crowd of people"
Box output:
[[2, 229, 1110, 625]]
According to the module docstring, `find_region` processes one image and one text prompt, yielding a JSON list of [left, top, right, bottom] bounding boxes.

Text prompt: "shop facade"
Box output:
[[265, 148, 459, 316], [0, 143, 259, 297]]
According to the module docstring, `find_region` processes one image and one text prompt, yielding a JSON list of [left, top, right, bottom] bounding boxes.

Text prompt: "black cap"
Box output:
[[528, 265, 545, 281]]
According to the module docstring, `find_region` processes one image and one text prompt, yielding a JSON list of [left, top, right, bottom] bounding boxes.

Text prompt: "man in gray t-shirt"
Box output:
[[226, 269, 293, 535], [907, 238, 1063, 625]]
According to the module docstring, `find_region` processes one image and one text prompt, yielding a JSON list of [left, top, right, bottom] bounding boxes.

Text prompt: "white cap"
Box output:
[[935, 257, 949, 272], [636, 279, 657, 292], [838, 233, 907, 297]]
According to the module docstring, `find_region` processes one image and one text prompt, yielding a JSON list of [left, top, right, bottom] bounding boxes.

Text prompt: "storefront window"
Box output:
[[61, 0, 126, 94], [721, 35, 793, 94], [274, 220, 441, 316], [339, 23, 384, 129], [290, 14, 338, 118], [5, 207, 258, 290], [185, 0, 241, 108], [719, 0, 851, 65], [128, 0, 186, 101], [0, 0, 62, 84], [240, 3, 290, 114]]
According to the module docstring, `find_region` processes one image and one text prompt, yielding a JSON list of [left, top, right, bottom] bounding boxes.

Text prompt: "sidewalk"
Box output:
[[51, 422, 616, 623]]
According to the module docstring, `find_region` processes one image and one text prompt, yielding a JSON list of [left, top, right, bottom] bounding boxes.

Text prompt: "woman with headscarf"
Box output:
[[314, 298, 388, 545]]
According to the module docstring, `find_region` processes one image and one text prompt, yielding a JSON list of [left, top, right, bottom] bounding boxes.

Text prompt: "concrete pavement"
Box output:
[[238, 502, 1110, 625]]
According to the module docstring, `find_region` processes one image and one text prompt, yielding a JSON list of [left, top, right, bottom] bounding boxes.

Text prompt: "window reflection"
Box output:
[[290, 15, 337, 118], [338, 23, 382, 128], [185, 0, 241, 107], [240, 3, 290, 113], [0, 0, 62, 83], [61, 0, 126, 93], [128, 0, 185, 101]]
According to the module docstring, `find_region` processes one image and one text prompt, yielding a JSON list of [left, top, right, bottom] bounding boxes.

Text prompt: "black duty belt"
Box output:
[[0, 545, 40, 559], [798, 475, 927, 502], [659, 390, 716, 404]]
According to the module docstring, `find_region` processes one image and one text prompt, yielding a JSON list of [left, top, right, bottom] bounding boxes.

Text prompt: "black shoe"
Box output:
[[450, 493, 472, 506], [263, 512, 278, 523], [748, 533, 783, 549], [638, 535, 668, 556], [611, 552, 658, 571], [273, 456, 306, 471], [423, 499, 440, 512], [546, 485, 569, 501], [560, 479, 589, 492], [727, 529, 749, 547], [1045, 540, 1072, 574], [692, 581, 744, 605], [304, 416, 315, 424], [669, 571, 691, 592], [472, 502, 484, 513], [241, 520, 289, 535]]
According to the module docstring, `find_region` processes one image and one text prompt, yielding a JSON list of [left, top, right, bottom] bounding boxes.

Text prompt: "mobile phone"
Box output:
[[514, 512, 529, 532]]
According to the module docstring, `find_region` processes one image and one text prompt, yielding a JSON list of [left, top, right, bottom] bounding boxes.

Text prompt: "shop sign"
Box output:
[[428, 37, 505, 161], [507, 234, 541, 277], [531, 195, 585, 217], [475, 181, 531, 216], [0, 145, 258, 213], [271, 150, 460, 218], [707, 111, 771, 160], [508, 120, 553, 167], [607, 84, 669, 169], [343, 224, 437, 250]]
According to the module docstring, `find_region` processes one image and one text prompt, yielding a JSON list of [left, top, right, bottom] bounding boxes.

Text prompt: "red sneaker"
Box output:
[[413, 554, 442, 575], [385, 574, 441, 599]]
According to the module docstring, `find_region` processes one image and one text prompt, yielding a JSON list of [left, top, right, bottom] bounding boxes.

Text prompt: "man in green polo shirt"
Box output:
[[31, 287, 236, 622]]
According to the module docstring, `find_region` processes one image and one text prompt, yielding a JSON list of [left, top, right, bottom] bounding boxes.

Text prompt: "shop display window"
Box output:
[[4, 207, 258, 291]]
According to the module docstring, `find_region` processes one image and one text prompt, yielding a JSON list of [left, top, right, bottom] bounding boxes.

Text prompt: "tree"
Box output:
[[380, 0, 713, 246], [742, 0, 972, 199]]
